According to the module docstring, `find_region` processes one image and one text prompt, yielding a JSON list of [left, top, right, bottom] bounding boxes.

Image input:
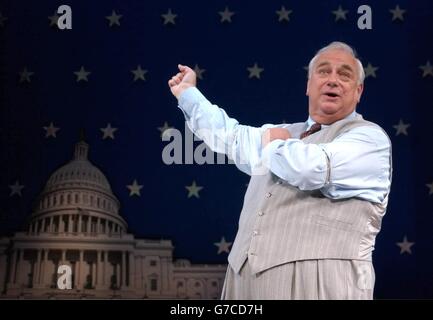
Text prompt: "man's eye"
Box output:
[[339, 73, 352, 81], [318, 70, 329, 74]]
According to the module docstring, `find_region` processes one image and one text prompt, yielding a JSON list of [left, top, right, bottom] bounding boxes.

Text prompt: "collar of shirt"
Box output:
[[305, 110, 358, 130]]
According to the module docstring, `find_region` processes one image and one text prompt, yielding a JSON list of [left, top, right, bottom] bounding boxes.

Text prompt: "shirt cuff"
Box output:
[[177, 87, 208, 118]]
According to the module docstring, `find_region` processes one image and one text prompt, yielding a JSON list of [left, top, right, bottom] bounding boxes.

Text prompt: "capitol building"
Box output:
[[0, 138, 227, 299]]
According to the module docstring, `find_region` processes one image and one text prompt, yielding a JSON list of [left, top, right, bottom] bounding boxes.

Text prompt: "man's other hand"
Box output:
[[168, 64, 197, 99], [262, 128, 292, 147]]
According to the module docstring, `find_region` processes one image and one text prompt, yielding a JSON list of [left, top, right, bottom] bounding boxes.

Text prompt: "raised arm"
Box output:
[[168, 64, 285, 175]]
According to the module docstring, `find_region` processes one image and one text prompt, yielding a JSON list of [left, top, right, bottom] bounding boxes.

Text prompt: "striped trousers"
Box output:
[[221, 259, 375, 300]]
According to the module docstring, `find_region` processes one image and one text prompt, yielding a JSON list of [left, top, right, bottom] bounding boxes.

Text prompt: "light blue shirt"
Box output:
[[178, 87, 391, 204]]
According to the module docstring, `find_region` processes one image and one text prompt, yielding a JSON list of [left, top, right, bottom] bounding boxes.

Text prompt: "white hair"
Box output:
[[308, 41, 365, 85]]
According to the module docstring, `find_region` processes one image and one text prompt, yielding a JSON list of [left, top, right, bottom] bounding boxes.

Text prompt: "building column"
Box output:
[[74, 260, 79, 289], [59, 215, 64, 233], [15, 249, 24, 286], [61, 250, 66, 265], [105, 220, 109, 235], [33, 250, 41, 286], [40, 250, 48, 286], [91, 262, 96, 288], [97, 218, 101, 234], [8, 250, 18, 285], [49, 216, 53, 232], [134, 256, 140, 289], [116, 264, 120, 288], [128, 252, 135, 289], [121, 251, 126, 288], [140, 256, 145, 290], [78, 215, 82, 233], [41, 218, 46, 233], [87, 217, 91, 234], [103, 251, 109, 287], [68, 215, 73, 233], [161, 257, 169, 292], [96, 250, 102, 288], [78, 250, 84, 289]]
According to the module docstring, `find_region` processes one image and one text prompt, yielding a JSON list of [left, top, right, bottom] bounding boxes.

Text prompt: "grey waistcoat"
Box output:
[[228, 114, 392, 275]]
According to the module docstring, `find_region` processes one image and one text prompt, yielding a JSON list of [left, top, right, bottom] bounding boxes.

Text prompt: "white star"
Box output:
[[185, 180, 203, 198], [332, 5, 348, 21], [219, 7, 235, 23], [131, 65, 148, 81], [43, 122, 60, 138], [74, 66, 91, 82], [214, 237, 232, 254], [9, 181, 24, 197], [247, 63, 264, 79], [276, 6, 292, 22], [19, 67, 34, 83], [127, 179, 143, 197], [390, 5, 406, 21], [426, 182, 433, 195], [158, 121, 174, 138], [106, 10, 123, 27], [364, 63, 378, 78], [0, 12, 8, 27], [393, 119, 410, 136], [100, 123, 118, 140], [162, 9, 177, 25], [419, 61, 433, 78], [193, 64, 206, 80], [48, 12, 59, 27], [396, 236, 414, 254]]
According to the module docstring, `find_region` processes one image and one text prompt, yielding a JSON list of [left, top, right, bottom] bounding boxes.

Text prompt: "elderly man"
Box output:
[[168, 42, 392, 300]]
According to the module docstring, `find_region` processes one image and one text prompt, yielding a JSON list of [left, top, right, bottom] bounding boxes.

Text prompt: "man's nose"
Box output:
[[326, 72, 338, 87]]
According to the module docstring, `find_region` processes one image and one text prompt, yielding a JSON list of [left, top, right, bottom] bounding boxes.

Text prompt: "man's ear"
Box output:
[[306, 79, 310, 96], [356, 83, 364, 103]]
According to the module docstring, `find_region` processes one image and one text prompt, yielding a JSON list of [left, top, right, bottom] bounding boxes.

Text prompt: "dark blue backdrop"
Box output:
[[0, 0, 432, 298]]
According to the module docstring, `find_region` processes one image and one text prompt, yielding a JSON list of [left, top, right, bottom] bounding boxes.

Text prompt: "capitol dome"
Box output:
[[44, 154, 112, 194], [28, 135, 127, 236]]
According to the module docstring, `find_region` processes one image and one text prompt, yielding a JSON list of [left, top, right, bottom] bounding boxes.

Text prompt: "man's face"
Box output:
[[306, 49, 363, 124]]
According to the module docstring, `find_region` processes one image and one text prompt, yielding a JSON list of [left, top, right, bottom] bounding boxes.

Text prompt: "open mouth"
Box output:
[[323, 92, 339, 98]]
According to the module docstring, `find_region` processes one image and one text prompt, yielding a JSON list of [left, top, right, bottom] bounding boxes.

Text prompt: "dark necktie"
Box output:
[[300, 122, 322, 139]]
